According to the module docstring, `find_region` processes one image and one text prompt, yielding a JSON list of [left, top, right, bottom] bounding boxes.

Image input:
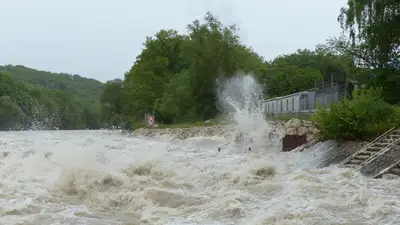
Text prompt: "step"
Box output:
[[373, 142, 391, 147], [388, 134, 400, 139], [364, 150, 379, 155], [378, 138, 398, 144], [340, 127, 400, 170], [353, 154, 372, 160], [344, 149, 382, 164], [356, 151, 376, 157], [390, 167, 400, 175], [391, 131, 400, 136], [345, 163, 358, 168], [366, 146, 385, 152], [345, 158, 364, 164]]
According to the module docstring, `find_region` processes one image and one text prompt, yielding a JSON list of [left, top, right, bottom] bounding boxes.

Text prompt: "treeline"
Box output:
[[101, 0, 400, 140], [100, 12, 354, 128], [0, 72, 102, 130], [313, 0, 400, 140], [3, 0, 398, 138], [0, 65, 104, 103]]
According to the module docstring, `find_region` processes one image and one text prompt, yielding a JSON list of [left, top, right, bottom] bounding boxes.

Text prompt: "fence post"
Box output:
[[331, 73, 334, 105], [321, 79, 325, 108]]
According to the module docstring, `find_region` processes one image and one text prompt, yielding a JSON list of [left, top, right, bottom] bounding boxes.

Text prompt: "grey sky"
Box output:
[[1, 0, 347, 82]]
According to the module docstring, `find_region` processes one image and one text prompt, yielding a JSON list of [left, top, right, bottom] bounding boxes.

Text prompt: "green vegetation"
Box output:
[[0, 65, 105, 130], [0, 72, 102, 130], [313, 88, 400, 140], [312, 0, 400, 140], [0, 65, 104, 102], [100, 12, 357, 130], [1, 0, 398, 137], [100, 5, 399, 137]]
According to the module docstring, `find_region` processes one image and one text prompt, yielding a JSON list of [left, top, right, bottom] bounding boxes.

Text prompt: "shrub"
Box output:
[[313, 88, 400, 140]]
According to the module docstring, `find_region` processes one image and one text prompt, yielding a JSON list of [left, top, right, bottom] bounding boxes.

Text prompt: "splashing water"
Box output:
[[2, 74, 400, 224], [217, 74, 276, 150], [2, 130, 400, 225]]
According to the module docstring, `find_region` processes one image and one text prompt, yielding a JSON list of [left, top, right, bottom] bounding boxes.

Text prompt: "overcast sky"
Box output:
[[0, 0, 347, 82]]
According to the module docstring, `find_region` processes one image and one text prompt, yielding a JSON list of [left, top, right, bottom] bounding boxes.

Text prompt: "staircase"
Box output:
[[340, 127, 400, 178]]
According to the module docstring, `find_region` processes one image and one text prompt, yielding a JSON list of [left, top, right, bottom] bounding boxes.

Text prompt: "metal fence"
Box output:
[[263, 82, 350, 115]]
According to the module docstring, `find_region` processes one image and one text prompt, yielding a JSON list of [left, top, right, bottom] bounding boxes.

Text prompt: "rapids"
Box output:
[[1, 130, 400, 225], [1, 75, 400, 224]]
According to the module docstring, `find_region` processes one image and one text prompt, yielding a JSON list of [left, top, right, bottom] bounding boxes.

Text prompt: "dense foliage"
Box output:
[[337, 0, 400, 103], [0, 65, 105, 130], [313, 0, 400, 140], [0, 71, 102, 130], [2, 1, 399, 139], [100, 12, 356, 128], [313, 88, 400, 140], [0, 65, 104, 102], [100, 7, 399, 139]]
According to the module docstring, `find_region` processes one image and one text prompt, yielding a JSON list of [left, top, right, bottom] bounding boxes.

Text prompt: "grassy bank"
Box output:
[[267, 113, 313, 122], [130, 117, 223, 130]]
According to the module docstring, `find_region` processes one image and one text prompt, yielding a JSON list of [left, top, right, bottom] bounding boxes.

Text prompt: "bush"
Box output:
[[313, 88, 400, 140]]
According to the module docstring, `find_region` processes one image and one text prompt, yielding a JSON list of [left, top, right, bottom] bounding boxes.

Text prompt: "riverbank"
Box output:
[[132, 124, 230, 139], [131, 118, 369, 167], [132, 118, 321, 146]]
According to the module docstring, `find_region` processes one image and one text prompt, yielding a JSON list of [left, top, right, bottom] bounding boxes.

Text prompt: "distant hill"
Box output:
[[0, 65, 104, 102]]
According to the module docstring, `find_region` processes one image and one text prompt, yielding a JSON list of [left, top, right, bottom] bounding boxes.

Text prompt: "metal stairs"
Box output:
[[340, 127, 400, 178]]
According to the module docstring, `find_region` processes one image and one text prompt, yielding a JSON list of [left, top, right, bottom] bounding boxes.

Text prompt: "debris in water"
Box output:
[[255, 165, 276, 178]]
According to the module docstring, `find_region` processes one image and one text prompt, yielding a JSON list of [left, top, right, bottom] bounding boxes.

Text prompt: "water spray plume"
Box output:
[[216, 73, 276, 150]]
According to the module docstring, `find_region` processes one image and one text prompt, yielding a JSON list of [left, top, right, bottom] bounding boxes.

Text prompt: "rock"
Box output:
[[284, 120, 292, 129], [297, 126, 309, 136], [302, 120, 313, 127], [286, 127, 297, 135], [312, 128, 320, 134], [306, 133, 315, 142], [291, 118, 302, 129]]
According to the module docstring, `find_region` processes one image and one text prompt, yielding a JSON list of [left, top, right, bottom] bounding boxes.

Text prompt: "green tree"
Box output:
[[338, 0, 400, 103], [260, 49, 354, 97], [0, 72, 100, 130], [100, 78, 125, 127]]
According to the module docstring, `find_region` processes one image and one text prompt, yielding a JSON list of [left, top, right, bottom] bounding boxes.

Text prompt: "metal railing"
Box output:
[[339, 126, 397, 166], [355, 137, 400, 171], [263, 82, 347, 115]]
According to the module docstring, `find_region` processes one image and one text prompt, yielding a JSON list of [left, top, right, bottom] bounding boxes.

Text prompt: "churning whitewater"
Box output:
[[1, 75, 400, 225]]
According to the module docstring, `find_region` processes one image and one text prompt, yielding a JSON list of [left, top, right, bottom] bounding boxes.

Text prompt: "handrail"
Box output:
[[372, 158, 400, 178], [355, 137, 400, 171], [340, 126, 397, 165]]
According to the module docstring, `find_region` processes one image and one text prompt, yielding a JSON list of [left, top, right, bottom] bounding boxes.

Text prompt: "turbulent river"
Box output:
[[1, 129, 400, 225], [2, 75, 400, 224]]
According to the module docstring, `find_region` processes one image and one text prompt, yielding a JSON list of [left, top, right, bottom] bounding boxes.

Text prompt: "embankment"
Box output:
[[131, 119, 368, 168], [132, 125, 230, 140], [132, 118, 321, 145]]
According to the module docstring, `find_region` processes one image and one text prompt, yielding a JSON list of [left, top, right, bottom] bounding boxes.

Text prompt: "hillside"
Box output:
[[0, 72, 102, 130], [0, 65, 104, 102]]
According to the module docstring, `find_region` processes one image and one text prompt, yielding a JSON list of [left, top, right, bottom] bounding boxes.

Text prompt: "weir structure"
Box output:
[[339, 127, 400, 178]]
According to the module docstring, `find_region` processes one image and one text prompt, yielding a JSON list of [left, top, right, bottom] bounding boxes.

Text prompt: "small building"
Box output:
[[263, 81, 353, 115]]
